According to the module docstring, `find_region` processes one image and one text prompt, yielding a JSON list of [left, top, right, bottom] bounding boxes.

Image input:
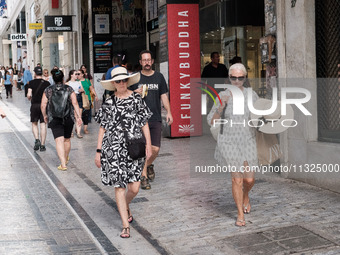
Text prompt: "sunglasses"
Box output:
[[229, 76, 245, 81], [115, 79, 128, 84], [75, 73, 80, 75]]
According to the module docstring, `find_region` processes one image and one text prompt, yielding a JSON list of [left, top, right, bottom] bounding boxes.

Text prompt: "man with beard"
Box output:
[[130, 50, 173, 190]]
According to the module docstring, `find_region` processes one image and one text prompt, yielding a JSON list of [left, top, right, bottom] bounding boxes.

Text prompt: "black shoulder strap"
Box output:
[[33, 79, 45, 98]]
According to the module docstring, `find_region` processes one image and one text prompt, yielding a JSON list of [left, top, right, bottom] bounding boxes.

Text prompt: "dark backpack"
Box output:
[[50, 85, 71, 119]]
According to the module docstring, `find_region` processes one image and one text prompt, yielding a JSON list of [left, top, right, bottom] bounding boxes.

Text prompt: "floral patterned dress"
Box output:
[[207, 87, 259, 170], [95, 92, 152, 188]]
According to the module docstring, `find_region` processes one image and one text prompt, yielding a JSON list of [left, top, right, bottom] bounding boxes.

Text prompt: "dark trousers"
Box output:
[[5, 84, 12, 97], [82, 109, 90, 125], [24, 85, 28, 97]]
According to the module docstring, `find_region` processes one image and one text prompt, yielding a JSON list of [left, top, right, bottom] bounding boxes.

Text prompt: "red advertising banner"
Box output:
[[52, 0, 59, 9], [167, 4, 202, 137]]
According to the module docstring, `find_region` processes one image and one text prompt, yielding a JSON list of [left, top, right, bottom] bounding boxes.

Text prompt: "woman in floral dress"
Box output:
[[207, 63, 259, 227], [95, 67, 152, 238]]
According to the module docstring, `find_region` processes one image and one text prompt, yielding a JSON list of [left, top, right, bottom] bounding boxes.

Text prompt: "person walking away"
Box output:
[[130, 50, 173, 190], [23, 66, 33, 97], [207, 63, 258, 227], [4, 70, 13, 99], [41, 70, 82, 170], [27, 66, 51, 151], [95, 67, 152, 238]]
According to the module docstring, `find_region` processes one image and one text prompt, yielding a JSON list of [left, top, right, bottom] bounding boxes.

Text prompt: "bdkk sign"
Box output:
[[10, 34, 27, 41]]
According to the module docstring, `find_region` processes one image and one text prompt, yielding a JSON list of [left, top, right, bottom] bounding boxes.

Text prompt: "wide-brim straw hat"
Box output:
[[250, 98, 294, 134], [100, 67, 140, 91]]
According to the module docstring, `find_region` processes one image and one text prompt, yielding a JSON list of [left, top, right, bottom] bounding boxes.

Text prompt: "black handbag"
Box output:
[[124, 131, 146, 160], [113, 94, 146, 160]]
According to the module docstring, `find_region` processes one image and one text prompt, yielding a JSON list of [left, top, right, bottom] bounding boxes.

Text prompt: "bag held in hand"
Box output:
[[210, 105, 227, 141], [112, 94, 146, 160], [81, 92, 91, 110], [256, 131, 282, 165]]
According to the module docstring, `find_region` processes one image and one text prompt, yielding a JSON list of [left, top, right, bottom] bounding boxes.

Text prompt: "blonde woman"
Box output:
[[207, 63, 259, 227]]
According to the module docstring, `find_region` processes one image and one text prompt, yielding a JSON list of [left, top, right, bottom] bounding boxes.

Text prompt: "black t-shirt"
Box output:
[[28, 79, 51, 104], [130, 71, 168, 122], [201, 63, 229, 78]]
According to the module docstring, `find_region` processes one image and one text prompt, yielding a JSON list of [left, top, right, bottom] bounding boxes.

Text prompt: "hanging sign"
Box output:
[[29, 23, 43, 29], [45, 16, 72, 32], [10, 34, 27, 41]]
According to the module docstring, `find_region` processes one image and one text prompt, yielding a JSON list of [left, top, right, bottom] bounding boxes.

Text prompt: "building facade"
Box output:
[[276, 0, 340, 192]]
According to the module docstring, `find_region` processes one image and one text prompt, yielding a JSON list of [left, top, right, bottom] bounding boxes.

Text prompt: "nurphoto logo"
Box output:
[[200, 83, 312, 129]]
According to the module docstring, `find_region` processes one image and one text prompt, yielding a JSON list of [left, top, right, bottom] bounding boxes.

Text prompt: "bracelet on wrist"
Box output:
[[96, 149, 102, 153]]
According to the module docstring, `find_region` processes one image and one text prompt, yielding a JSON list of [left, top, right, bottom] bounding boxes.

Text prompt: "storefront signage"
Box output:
[[167, 3, 202, 137], [147, 18, 159, 31], [92, 0, 112, 73], [95, 14, 110, 34], [45, 16, 72, 32], [93, 41, 112, 73], [29, 23, 43, 29], [10, 34, 27, 41]]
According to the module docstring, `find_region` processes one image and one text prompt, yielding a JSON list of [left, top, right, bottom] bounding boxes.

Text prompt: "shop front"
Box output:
[[199, 0, 265, 93]]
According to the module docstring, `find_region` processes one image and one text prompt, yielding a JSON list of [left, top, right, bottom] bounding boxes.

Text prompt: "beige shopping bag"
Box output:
[[256, 131, 282, 165]]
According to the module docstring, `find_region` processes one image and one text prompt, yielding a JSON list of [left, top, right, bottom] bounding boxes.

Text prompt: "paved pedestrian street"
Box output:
[[0, 90, 340, 254]]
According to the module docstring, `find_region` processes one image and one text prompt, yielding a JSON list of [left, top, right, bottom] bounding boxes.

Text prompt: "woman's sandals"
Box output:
[[235, 218, 246, 227], [243, 203, 251, 214], [120, 227, 130, 238], [127, 209, 133, 223]]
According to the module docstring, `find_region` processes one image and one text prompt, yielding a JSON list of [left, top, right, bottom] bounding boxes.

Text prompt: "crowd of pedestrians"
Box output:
[[3, 50, 261, 238], [1, 50, 173, 238], [8, 48, 271, 240]]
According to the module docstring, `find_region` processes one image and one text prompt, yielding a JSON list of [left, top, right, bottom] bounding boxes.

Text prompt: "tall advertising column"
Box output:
[[90, 0, 112, 102], [159, 0, 201, 137]]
